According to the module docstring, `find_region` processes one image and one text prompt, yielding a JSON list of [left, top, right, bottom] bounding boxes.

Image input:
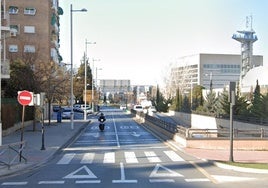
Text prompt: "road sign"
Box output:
[[17, 90, 33, 106]]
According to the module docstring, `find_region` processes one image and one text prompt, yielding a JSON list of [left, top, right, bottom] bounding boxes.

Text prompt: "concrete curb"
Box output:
[[213, 161, 268, 174]]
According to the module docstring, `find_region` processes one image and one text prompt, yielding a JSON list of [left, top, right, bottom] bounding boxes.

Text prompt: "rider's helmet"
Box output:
[[100, 113, 104, 116]]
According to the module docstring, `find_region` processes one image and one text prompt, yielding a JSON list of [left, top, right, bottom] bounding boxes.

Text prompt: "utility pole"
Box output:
[[229, 82, 236, 162]]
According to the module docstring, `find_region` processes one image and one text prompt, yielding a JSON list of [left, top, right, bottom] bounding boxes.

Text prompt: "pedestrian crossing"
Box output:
[[57, 150, 185, 165]]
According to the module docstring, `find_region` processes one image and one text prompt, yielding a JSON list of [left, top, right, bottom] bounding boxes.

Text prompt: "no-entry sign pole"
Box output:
[[17, 90, 33, 162]]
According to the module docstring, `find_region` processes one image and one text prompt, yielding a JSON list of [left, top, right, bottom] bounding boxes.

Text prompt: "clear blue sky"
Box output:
[[59, 0, 268, 85]]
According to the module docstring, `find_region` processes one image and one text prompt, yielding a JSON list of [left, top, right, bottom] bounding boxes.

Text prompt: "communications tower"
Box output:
[[232, 16, 258, 80]]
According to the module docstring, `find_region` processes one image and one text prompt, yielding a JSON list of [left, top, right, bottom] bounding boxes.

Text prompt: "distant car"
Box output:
[[84, 107, 93, 114], [62, 108, 71, 119], [120, 104, 127, 110], [133, 105, 143, 112]]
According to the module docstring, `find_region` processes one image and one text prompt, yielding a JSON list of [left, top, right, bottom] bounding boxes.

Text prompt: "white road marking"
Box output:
[[38, 181, 64, 184], [185, 178, 210, 182], [150, 164, 184, 178], [149, 179, 175, 183], [144, 151, 161, 163], [76, 180, 101, 184], [64, 165, 97, 179], [164, 150, 184, 162], [112, 162, 138, 183], [2, 182, 28, 185], [212, 175, 257, 183], [81, 153, 95, 164], [57, 153, 75, 164], [125, 151, 138, 163], [57, 150, 186, 164], [112, 112, 120, 147], [103, 152, 115, 163]]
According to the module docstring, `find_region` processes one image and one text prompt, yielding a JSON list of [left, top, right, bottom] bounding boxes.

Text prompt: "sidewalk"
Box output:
[[184, 147, 268, 163], [0, 119, 90, 177]]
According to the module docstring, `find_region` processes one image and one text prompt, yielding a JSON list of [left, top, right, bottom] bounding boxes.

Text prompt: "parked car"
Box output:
[[62, 108, 71, 119], [120, 104, 127, 110]]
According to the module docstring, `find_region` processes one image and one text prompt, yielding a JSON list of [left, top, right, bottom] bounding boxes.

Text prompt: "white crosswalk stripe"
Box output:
[[125, 151, 138, 163], [103, 152, 115, 163], [144, 151, 161, 163], [57, 153, 76, 164], [164, 150, 184, 162], [81, 153, 95, 164], [57, 150, 185, 165]]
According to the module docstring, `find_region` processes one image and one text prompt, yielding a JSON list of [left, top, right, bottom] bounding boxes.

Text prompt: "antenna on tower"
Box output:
[[246, 15, 254, 31]]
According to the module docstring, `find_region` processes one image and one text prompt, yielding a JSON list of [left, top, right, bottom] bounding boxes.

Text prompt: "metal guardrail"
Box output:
[[0, 141, 27, 169], [188, 128, 268, 138], [136, 112, 268, 139]]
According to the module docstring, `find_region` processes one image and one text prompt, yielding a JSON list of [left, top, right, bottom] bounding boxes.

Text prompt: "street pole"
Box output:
[[84, 40, 96, 120], [229, 82, 236, 162], [229, 99, 234, 162], [70, 4, 74, 129], [91, 59, 100, 113], [70, 4, 87, 128], [0, 0, 2, 145], [96, 67, 102, 110], [83, 51, 87, 120]]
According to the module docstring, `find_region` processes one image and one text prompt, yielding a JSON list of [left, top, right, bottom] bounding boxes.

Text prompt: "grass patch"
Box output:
[[219, 161, 268, 169]]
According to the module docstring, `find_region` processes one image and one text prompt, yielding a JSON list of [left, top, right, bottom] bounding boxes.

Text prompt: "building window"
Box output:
[[24, 26, 35, 33], [9, 45, 18, 52], [9, 6, 19, 14], [24, 7, 36, 15], [24, 45, 35, 53], [10, 25, 19, 36]]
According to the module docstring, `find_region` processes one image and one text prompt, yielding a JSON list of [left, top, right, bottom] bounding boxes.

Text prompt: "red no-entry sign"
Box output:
[[17, 90, 33, 106]]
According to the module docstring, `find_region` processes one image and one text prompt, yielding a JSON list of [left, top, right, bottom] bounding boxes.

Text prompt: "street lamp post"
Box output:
[[91, 59, 100, 113], [84, 40, 96, 120], [95, 67, 102, 109], [70, 4, 87, 129]]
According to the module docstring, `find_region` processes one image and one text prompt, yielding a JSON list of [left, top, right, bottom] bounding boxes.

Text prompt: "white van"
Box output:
[[133, 105, 143, 112]]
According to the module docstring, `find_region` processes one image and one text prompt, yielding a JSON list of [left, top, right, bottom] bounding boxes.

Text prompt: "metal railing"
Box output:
[[0, 141, 27, 169], [133, 110, 268, 139]]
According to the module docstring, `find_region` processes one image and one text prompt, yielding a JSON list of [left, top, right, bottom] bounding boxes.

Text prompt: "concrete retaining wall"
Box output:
[[167, 111, 268, 130]]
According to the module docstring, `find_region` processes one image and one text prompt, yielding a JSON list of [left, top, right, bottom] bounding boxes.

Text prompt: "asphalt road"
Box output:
[[1, 107, 268, 188]]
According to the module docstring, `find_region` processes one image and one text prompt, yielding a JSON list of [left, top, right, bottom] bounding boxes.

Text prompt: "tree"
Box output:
[[181, 95, 191, 113], [250, 80, 264, 118], [172, 88, 182, 111], [262, 93, 268, 119], [73, 58, 92, 103], [34, 61, 70, 125], [3, 60, 39, 97], [191, 85, 204, 111], [153, 85, 170, 112], [202, 82, 218, 115]]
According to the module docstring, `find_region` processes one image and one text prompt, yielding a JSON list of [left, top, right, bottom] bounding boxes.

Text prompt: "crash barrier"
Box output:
[[133, 111, 268, 150], [134, 111, 268, 139], [0, 141, 27, 169]]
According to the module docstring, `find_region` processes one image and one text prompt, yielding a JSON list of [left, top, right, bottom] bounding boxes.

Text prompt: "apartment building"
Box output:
[[1, 0, 61, 72], [170, 53, 263, 95]]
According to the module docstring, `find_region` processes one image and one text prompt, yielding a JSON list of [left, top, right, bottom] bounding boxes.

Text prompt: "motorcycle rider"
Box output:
[[98, 113, 106, 122], [98, 113, 106, 131]]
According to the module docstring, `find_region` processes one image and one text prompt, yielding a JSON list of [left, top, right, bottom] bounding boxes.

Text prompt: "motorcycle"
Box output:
[[99, 118, 105, 131]]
